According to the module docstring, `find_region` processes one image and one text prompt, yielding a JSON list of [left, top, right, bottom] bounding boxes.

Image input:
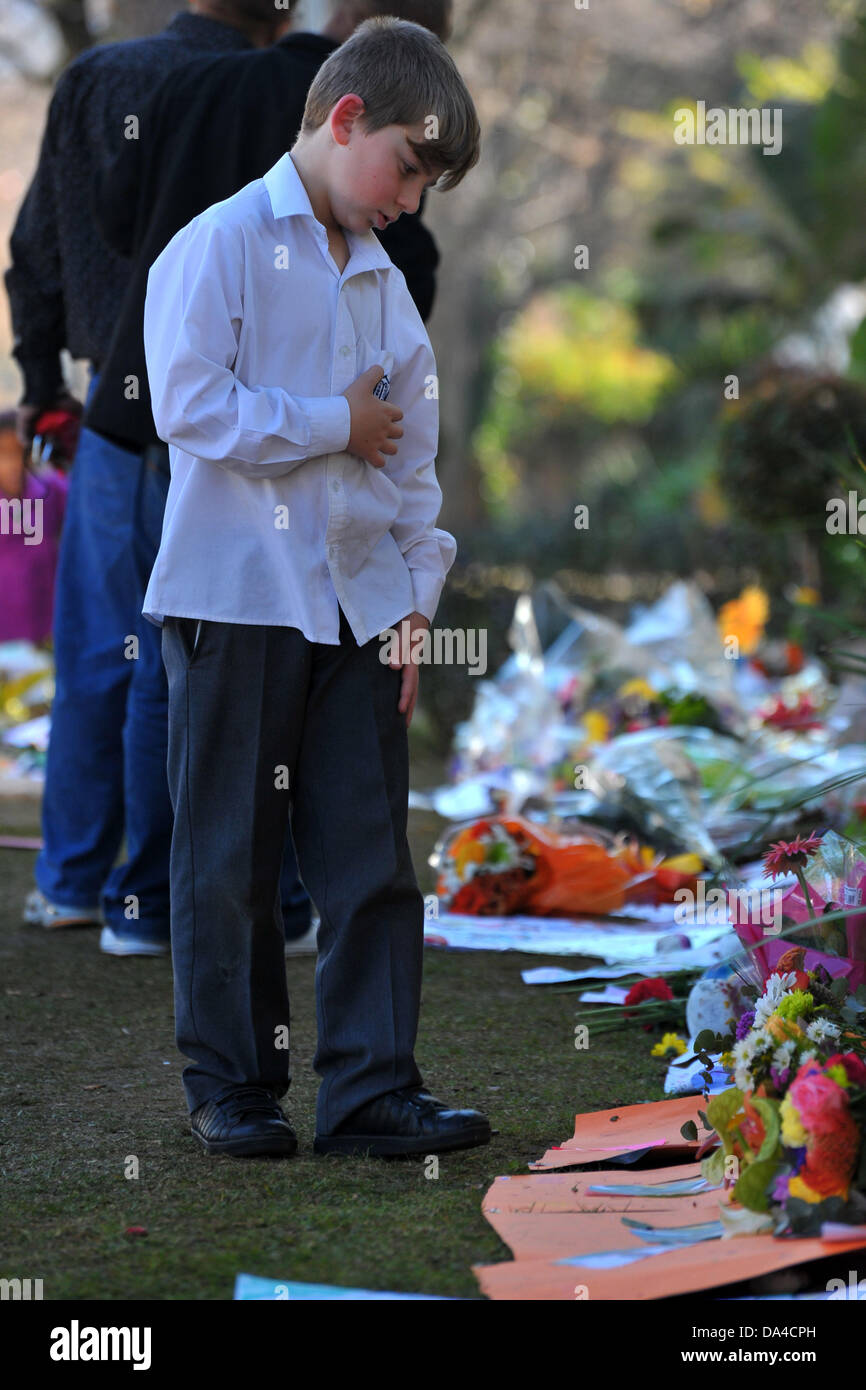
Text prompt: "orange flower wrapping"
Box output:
[[495, 818, 634, 917], [438, 816, 701, 917]]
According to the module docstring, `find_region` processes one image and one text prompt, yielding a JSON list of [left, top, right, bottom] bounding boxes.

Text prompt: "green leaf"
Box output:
[[705, 1086, 744, 1148], [694, 1029, 722, 1053], [733, 1158, 780, 1213], [701, 1146, 726, 1186], [748, 1096, 781, 1163], [719, 1202, 775, 1237], [680, 1120, 698, 1141]]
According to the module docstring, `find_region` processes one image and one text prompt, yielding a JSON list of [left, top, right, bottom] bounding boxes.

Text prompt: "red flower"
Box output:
[[826, 1053, 866, 1090], [770, 947, 809, 991], [787, 1061, 859, 1198], [762, 695, 821, 731], [740, 1093, 767, 1155], [624, 977, 673, 1006], [762, 833, 823, 879], [450, 880, 490, 914]]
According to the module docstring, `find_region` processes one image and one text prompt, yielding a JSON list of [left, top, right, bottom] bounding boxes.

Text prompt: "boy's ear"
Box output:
[[330, 93, 367, 148]]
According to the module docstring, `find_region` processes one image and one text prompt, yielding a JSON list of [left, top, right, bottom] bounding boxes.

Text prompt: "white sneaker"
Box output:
[[284, 913, 320, 957], [100, 925, 170, 957], [23, 888, 103, 929]]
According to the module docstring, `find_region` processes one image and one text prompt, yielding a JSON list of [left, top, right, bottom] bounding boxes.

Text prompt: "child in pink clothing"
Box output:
[[0, 412, 69, 644]]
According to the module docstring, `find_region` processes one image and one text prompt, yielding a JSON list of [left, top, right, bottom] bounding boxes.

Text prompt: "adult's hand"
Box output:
[[16, 392, 82, 448]]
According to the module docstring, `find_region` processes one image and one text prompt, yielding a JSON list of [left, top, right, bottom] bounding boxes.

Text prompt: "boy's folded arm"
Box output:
[[385, 280, 457, 623], [144, 217, 351, 477]]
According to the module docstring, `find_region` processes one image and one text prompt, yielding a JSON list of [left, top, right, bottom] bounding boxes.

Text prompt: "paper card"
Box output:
[[578, 986, 630, 1004], [483, 1164, 720, 1216], [473, 1231, 866, 1301], [425, 913, 730, 960], [521, 965, 639, 985], [233, 1274, 452, 1300], [484, 1206, 727, 1262], [530, 1096, 704, 1170]]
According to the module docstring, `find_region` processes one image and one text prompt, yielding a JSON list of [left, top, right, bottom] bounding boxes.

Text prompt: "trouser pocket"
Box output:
[[172, 616, 204, 666]]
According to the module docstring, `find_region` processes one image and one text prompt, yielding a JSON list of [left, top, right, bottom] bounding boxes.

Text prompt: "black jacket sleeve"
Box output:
[[5, 75, 71, 405]]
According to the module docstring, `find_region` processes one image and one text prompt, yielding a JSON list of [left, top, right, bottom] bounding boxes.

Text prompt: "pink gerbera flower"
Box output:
[[762, 832, 823, 879]]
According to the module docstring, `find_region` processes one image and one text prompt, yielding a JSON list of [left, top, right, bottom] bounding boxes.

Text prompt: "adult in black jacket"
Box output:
[[5, 0, 293, 956], [87, 8, 446, 455]]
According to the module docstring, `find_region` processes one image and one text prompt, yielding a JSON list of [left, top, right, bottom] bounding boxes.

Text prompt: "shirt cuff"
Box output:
[[300, 394, 352, 458], [409, 569, 444, 624]]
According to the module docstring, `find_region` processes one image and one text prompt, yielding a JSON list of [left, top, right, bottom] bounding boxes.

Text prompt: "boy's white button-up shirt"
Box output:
[[141, 151, 456, 646]]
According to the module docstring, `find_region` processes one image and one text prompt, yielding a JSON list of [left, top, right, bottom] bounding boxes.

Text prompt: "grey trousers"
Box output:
[[161, 605, 425, 1135]]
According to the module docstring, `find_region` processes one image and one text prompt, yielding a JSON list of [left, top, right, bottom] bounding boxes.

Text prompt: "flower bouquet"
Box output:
[[431, 815, 702, 918], [693, 951, 866, 1235], [730, 831, 866, 991]]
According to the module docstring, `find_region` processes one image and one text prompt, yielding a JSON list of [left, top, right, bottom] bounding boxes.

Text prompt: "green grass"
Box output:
[[0, 805, 666, 1301]]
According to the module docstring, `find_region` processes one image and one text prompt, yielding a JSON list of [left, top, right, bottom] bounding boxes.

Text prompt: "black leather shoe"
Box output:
[[191, 1086, 298, 1157], [314, 1085, 491, 1156]]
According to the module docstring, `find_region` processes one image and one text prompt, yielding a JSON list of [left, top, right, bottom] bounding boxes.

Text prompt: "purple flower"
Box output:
[[786, 1145, 807, 1174], [770, 1065, 790, 1091], [771, 1172, 790, 1202], [736, 1010, 756, 1041]]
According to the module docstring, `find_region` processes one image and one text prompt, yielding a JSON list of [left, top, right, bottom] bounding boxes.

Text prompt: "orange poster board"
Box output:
[[474, 1230, 866, 1300], [530, 1096, 704, 1170]]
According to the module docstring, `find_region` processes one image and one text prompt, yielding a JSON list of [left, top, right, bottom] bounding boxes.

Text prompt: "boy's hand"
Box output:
[[387, 610, 430, 729], [343, 365, 403, 470]]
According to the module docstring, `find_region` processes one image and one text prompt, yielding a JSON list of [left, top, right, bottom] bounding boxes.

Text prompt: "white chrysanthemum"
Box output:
[[754, 972, 797, 1028], [806, 1018, 841, 1043], [772, 1040, 797, 1071], [731, 1032, 771, 1090]]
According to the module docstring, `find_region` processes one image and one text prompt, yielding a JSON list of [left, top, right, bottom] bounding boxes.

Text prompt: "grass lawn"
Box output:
[[0, 799, 669, 1301]]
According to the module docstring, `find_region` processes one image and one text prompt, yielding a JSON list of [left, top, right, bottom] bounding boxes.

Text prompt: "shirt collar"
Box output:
[[263, 153, 394, 276]]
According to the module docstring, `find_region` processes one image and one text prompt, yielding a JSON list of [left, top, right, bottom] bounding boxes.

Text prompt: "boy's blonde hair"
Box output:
[[300, 17, 480, 192]]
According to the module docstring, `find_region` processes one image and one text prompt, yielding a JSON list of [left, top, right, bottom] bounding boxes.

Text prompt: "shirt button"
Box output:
[[339, 344, 352, 357]]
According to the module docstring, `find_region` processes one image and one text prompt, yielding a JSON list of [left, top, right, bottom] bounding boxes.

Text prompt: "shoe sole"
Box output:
[[192, 1129, 298, 1158], [313, 1124, 491, 1157], [100, 942, 170, 956], [100, 928, 169, 957], [24, 911, 103, 929]]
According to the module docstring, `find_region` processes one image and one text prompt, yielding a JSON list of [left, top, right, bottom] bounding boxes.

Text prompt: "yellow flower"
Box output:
[[764, 1012, 805, 1045], [658, 853, 703, 874], [455, 841, 485, 874], [791, 586, 819, 607], [780, 1094, 808, 1148], [717, 585, 769, 657], [617, 678, 657, 701], [582, 709, 610, 745], [826, 1064, 849, 1088], [788, 1175, 825, 1205], [651, 1032, 687, 1058]]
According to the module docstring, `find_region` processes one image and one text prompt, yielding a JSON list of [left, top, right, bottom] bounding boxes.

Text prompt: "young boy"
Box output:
[[142, 17, 487, 1158]]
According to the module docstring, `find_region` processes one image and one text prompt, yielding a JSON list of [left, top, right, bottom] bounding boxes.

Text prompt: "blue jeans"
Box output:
[[37, 374, 312, 939]]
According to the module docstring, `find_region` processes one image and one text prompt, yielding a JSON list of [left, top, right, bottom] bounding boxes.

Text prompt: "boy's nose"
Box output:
[[396, 184, 425, 217]]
